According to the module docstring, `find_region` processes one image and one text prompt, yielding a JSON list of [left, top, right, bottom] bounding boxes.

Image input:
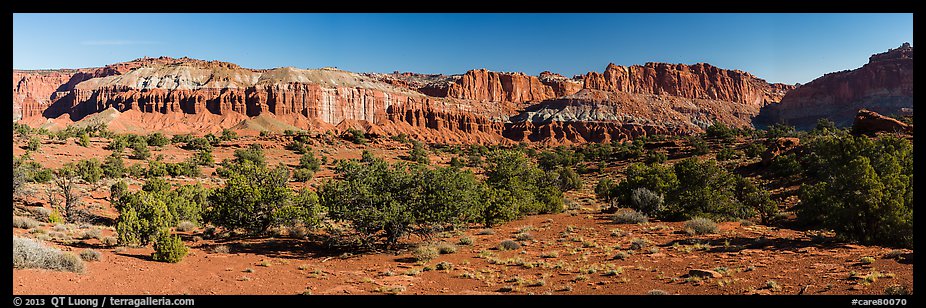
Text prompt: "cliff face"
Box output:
[[756, 43, 913, 129], [419, 69, 572, 104], [582, 62, 793, 107], [13, 56, 796, 144], [13, 70, 88, 120]]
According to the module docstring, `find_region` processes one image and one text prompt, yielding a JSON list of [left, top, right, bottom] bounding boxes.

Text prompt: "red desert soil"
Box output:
[[12, 134, 913, 295]]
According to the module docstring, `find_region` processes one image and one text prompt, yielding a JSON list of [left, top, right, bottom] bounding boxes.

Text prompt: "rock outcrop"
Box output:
[[851, 109, 913, 136], [581, 62, 792, 106], [13, 56, 797, 144], [756, 43, 913, 129], [419, 69, 561, 104], [761, 137, 800, 164]]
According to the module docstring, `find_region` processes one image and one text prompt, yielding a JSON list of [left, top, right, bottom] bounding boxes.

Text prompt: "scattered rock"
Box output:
[[687, 269, 723, 279]]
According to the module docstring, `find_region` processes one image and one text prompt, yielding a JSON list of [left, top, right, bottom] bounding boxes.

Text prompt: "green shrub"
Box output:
[[25, 137, 41, 151], [286, 141, 307, 154], [537, 147, 582, 171], [668, 158, 747, 221], [192, 150, 214, 167], [766, 123, 796, 139], [292, 168, 315, 182], [228, 144, 266, 168], [595, 178, 616, 203], [483, 150, 564, 224], [437, 243, 458, 254], [812, 118, 838, 134], [75, 158, 104, 183], [607, 158, 774, 222], [165, 160, 201, 178], [797, 135, 912, 248], [103, 153, 126, 179], [743, 143, 767, 158], [344, 128, 367, 145], [145, 160, 168, 178], [391, 133, 409, 144], [14, 122, 34, 137], [769, 154, 801, 178], [299, 151, 321, 172], [705, 122, 735, 140], [107, 136, 128, 152], [147, 133, 171, 147], [608, 162, 677, 212], [115, 181, 209, 246], [13, 236, 85, 273], [735, 178, 778, 224], [77, 133, 91, 147], [554, 167, 582, 191], [171, 134, 194, 144], [644, 151, 668, 164], [684, 217, 718, 235], [116, 193, 169, 246], [408, 140, 430, 164], [449, 157, 464, 169], [182, 137, 213, 151], [220, 129, 238, 141], [151, 231, 188, 263], [130, 141, 150, 160], [47, 209, 64, 224], [689, 137, 709, 155], [207, 160, 321, 235], [458, 237, 473, 245], [320, 159, 483, 247], [716, 148, 737, 161], [466, 153, 483, 168], [435, 261, 453, 271]]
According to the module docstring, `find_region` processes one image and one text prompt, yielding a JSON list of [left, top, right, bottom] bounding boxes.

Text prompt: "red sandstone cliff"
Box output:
[[582, 62, 792, 107], [419, 69, 579, 104], [13, 56, 796, 144], [756, 43, 913, 129]]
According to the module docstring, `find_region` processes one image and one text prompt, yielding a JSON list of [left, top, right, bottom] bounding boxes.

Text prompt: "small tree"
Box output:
[[52, 164, 86, 223], [766, 123, 796, 139], [449, 156, 464, 169], [207, 160, 321, 235], [25, 137, 41, 151], [797, 135, 912, 248], [103, 153, 126, 179], [151, 230, 188, 263], [171, 134, 194, 144], [555, 167, 582, 191], [705, 122, 735, 140], [147, 133, 171, 147], [75, 158, 104, 184], [220, 129, 238, 141], [192, 150, 214, 166], [183, 138, 213, 151], [409, 140, 430, 164], [13, 157, 28, 199], [77, 133, 91, 147], [130, 141, 150, 160]]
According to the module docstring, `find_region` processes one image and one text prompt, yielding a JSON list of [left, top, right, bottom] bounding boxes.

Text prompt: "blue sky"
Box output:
[[13, 13, 912, 84]]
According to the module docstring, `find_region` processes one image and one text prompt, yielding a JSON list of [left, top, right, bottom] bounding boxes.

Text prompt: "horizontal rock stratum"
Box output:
[[13, 55, 810, 144]]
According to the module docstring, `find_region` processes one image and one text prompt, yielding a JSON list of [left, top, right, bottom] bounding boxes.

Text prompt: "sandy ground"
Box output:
[[12, 133, 914, 295]]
